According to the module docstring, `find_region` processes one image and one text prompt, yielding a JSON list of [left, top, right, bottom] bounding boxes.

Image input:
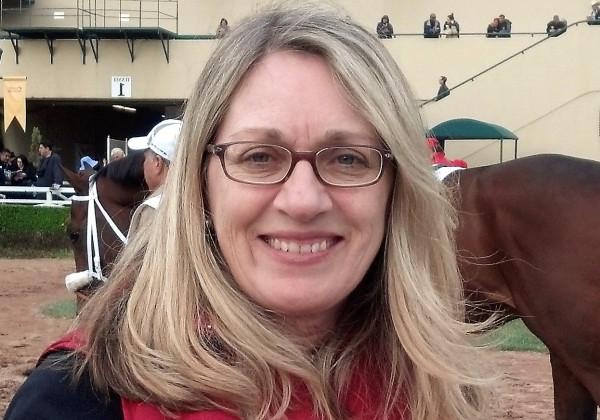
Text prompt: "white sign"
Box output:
[[111, 76, 132, 98]]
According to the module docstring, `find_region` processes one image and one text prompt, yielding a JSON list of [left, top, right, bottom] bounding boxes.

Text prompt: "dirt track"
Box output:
[[0, 258, 575, 418]]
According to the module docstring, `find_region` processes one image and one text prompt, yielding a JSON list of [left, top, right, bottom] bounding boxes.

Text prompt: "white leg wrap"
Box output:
[[65, 270, 94, 292]]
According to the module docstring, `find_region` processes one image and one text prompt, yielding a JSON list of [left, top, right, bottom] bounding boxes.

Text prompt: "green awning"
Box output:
[[428, 118, 518, 140]]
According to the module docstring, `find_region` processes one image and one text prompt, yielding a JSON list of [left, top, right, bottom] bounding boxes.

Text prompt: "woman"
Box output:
[[10, 155, 36, 186], [6, 3, 490, 419]]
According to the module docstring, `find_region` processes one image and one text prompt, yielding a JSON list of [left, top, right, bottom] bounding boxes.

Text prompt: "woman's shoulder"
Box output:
[[4, 351, 123, 420]]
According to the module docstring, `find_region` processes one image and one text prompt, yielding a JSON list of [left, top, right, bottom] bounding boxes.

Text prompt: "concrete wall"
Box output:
[[1, 0, 599, 165]]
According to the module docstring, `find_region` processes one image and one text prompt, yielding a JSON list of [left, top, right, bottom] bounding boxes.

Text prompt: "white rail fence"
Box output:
[[0, 186, 76, 206]]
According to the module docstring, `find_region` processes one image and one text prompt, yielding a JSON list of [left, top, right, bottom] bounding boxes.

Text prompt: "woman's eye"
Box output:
[[334, 153, 368, 167], [336, 154, 357, 165], [245, 152, 272, 163]]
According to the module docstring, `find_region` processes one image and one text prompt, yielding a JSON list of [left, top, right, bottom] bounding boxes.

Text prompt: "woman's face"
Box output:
[[17, 158, 23, 169], [207, 51, 393, 336]]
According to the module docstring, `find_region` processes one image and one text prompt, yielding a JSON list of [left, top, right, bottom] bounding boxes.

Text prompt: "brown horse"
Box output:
[[63, 152, 600, 419], [62, 152, 147, 304], [452, 154, 600, 420]]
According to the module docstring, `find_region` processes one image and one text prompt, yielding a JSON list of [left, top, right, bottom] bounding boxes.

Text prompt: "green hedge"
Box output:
[[0, 205, 71, 254]]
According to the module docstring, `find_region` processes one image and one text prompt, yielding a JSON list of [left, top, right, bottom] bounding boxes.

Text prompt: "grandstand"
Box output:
[[0, 0, 598, 167]]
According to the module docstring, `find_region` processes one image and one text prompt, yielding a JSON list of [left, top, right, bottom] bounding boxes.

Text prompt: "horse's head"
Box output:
[[62, 164, 92, 279], [62, 153, 148, 296]]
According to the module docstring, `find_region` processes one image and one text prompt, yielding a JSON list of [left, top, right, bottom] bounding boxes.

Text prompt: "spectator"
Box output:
[[486, 18, 501, 37], [0, 148, 10, 185], [34, 142, 63, 189], [498, 14, 512, 37], [424, 13, 441, 38], [216, 18, 230, 38], [110, 147, 125, 161], [376, 15, 394, 38], [589, 2, 600, 21], [0, 148, 11, 170], [11, 155, 36, 186], [443, 13, 460, 38], [8, 151, 18, 170], [0, 148, 17, 171], [547, 15, 567, 36], [436, 76, 450, 101]]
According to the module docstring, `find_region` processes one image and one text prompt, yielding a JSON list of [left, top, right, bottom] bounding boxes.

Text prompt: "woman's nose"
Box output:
[[272, 160, 333, 222]]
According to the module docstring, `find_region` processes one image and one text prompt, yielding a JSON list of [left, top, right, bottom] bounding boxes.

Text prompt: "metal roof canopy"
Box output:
[[2, 26, 177, 64], [428, 118, 519, 162]]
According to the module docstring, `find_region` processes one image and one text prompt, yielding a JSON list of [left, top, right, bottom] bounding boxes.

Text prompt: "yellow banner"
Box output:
[[3, 76, 27, 132]]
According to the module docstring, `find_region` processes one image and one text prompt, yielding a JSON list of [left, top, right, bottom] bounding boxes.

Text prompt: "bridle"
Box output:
[[65, 177, 128, 292]]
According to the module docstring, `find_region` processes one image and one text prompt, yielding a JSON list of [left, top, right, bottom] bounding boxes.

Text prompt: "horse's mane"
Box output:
[[93, 151, 147, 189]]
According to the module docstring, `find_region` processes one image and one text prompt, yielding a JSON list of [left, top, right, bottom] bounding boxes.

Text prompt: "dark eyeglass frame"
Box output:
[[206, 141, 394, 188]]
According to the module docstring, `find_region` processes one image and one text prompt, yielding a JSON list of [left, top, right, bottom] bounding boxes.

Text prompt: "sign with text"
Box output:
[[111, 76, 132, 98]]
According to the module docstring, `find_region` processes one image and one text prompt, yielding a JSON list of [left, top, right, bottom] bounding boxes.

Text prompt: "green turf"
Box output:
[[484, 319, 548, 353], [42, 299, 77, 319], [0, 248, 72, 259]]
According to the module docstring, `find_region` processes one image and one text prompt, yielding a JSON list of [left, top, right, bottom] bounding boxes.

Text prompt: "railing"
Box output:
[[0, 0, 178, 32], [389, 31, 547, 38], [80, 0, 178, 32], [0, 185, 75, 206]]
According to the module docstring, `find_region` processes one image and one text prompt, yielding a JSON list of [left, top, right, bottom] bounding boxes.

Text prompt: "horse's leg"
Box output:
[[550, 351, 597, 420]]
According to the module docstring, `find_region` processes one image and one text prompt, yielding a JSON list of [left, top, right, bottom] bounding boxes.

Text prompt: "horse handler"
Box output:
[[127, 119, 182, 238]]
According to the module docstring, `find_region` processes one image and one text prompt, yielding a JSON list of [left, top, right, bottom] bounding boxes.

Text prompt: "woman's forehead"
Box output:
[[216, 51, 376, 146]]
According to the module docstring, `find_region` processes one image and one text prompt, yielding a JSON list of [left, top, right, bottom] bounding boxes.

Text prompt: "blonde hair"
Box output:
[[76, 2, 490, 419]]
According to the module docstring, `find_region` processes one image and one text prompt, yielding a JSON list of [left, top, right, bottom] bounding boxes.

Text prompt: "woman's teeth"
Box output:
[[267, 238, 330, 254]]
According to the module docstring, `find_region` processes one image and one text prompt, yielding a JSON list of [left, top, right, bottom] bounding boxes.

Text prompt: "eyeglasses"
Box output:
[[206, 142, 394, 187]]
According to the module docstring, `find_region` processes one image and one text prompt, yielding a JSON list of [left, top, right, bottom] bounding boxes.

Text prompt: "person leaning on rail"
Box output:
[[5, 3, 493, 420], [546, 15, 567, 36], [376, 14, 394, 39]]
